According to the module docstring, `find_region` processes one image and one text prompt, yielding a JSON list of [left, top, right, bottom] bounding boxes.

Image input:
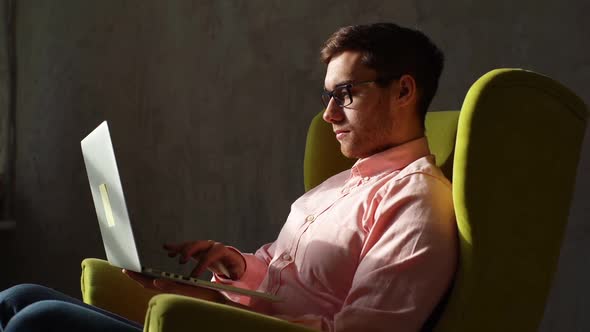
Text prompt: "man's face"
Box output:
[[323, 51, 401, 159]]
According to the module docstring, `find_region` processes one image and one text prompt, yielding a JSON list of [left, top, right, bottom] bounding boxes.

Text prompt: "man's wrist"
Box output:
[[225, 246, 247, 280]]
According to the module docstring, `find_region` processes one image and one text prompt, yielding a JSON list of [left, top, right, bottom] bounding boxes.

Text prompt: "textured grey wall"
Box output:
[[1, 0, 589, 330]]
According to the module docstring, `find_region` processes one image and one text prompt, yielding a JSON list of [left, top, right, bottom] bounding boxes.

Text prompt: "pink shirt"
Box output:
[[216, 137, 457, 331]]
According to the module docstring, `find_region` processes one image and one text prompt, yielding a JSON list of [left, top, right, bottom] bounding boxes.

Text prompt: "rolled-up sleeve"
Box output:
[[213, 242, 276, 305]]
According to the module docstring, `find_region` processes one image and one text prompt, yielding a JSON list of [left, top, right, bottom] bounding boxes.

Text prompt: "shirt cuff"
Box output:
[[211, 246, 245, 280], [213, 249, 266, 286], [211, 247, 269, 306]]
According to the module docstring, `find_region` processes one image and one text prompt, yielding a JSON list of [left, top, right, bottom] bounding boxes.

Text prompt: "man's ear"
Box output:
[[393, 74, 417, 107]]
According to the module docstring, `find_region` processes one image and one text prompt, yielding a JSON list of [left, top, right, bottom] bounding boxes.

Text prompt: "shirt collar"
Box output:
[[350, 136, 431, 179]]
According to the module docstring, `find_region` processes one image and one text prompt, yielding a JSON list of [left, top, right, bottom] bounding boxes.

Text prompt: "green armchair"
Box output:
[[434, 69, 587, 331], [81, 68, 587, 331]]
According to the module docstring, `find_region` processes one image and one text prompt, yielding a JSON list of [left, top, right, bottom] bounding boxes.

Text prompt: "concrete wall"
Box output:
[[1, 0, 589, 330], [0, 1, 12, 212]]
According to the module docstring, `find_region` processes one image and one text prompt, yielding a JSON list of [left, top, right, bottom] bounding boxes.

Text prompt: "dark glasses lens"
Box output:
[[321, 92, 332, 107], [321, 86, 352, 108]]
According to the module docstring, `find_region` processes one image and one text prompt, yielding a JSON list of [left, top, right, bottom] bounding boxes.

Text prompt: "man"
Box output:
[[132, 22, 457, 331], [0, 23, 456, 332]]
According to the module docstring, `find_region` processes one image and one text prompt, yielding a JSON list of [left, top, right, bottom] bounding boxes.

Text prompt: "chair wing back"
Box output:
[[434, 69, 588, 332], [303, 110, 460, 191]]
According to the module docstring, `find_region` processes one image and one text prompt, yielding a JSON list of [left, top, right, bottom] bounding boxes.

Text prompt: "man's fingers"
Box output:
[[164, 241, 236, 277], [163, 241, 217, 264], [190, 242, 227, 277], [180, 240, 216, 264], [163, 242, 189, 255]]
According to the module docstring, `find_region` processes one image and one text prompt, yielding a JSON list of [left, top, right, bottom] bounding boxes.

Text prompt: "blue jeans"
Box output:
[[0, 284, 143, 332]]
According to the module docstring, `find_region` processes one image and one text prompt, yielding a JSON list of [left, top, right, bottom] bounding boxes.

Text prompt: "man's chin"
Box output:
[[340, 146, 359, 159]]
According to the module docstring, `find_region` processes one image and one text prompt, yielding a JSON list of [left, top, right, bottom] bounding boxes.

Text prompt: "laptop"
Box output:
[[81, 121, 281, 302]]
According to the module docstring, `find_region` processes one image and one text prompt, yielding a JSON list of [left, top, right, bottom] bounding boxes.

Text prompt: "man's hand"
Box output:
[[122, 269, 227, 303], [163, 240, 246, 280]]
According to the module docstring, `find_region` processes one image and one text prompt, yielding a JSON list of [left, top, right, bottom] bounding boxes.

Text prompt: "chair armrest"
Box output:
[[145, 294, 316, 332], [81, 258, 160, 324]]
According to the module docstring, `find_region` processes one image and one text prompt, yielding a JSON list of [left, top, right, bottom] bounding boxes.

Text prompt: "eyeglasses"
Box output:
[[321, 80, 376, 108]]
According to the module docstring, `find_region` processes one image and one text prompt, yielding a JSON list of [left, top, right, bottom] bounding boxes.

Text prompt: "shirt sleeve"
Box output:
[[279, 173, 458, 332], [212, 242, 276, 305]]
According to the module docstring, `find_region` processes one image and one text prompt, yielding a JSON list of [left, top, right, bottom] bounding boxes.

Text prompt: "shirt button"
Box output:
[[305, 215, 315, 222], [282, 253, 292, 261], [363, 177, 370, 182]]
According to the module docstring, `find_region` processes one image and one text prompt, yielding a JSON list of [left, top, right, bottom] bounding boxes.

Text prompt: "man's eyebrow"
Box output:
[[324, 80, 353, 91]]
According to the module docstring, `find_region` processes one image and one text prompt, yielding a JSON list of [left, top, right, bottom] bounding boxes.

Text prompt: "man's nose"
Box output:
[[322, 98, 344, 124]]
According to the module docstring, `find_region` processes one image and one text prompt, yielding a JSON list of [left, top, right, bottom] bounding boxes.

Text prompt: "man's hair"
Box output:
[[320, 23, 444, 126]]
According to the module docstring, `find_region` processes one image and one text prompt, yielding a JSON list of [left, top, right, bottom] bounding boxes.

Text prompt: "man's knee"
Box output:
[[0, 284, 54, 330], [2, 283, 49, 295], [4, 300, 68, 332], [0, 283, 54, 307], [0, 284, 55, 306], [5, 300, 139, 332]]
